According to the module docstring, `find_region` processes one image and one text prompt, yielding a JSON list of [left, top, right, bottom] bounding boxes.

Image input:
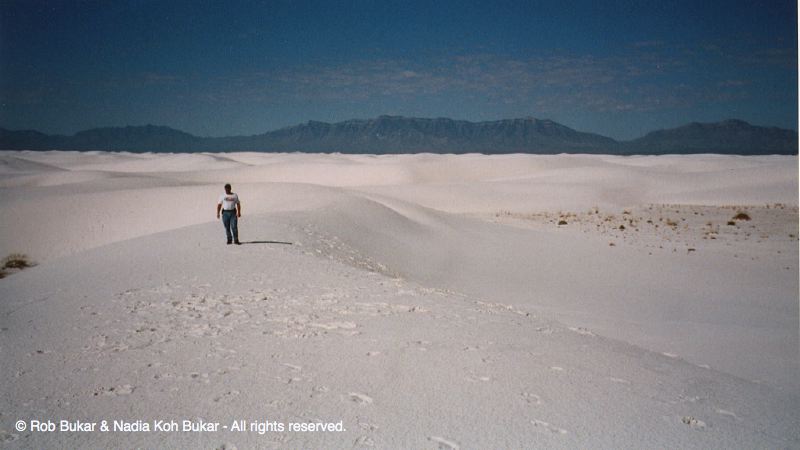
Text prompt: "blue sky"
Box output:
[[1, 0, 796, 140]]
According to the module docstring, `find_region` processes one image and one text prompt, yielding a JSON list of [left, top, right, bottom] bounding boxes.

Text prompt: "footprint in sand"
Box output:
[[521, 392, 543, 405], [681, 416, 707, 429], [428, 436, 460, 449], [112, 384, 134, 395], [213, 390, 241, 403], [353, 435, 375, 447], [408, 340, 430, 351], [310, 386, 329, 398], [358, 421, 379, 431], [310, 321, 357, 330], [531, 419, 568, 434], [153, 372, 176, 381], [568, 327, 595, 336], [348, 392, 373, 405], [190, 372, 210, 383], [465, 374, 492, 382], [0, 431, 19, 442], [282, 363, 302, 372], [94, 384, 134, 397]]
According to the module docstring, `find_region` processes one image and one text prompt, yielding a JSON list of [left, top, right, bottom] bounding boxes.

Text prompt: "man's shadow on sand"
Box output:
[[240, 240, 293, 245]]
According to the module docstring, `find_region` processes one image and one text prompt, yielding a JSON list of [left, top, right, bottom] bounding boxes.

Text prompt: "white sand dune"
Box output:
[[0, 155, 65, 175], [0, 151, 797, 448], [10, 151, 246, 173]]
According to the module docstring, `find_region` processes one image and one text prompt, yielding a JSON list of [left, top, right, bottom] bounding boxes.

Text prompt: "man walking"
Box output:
[[216, 183, 241, 245]]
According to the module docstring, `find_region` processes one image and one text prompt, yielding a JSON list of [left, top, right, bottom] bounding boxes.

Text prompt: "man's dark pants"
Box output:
[[222, 210, 238, 243]]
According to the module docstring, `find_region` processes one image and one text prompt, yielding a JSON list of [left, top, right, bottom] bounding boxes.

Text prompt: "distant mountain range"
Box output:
[[0, 116, 796, 155]]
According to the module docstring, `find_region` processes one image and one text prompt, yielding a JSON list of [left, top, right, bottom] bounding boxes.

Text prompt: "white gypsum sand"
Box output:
[[0, 151, 797, 448]]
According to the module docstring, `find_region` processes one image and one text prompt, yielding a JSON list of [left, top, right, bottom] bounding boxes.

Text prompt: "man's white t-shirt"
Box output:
[[218, 193, 240, 211]]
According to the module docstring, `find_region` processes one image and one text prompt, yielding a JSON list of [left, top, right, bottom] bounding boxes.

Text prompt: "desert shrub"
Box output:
[[1, 254, 35, 279], [558, 220, 567, 226], [3, 253, 34, 270], [732, 211, 751, 221]]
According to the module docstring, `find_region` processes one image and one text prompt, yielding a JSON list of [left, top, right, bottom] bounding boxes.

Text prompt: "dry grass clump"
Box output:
[[558, 220, 568, 226], [0, 253, 35, 279], [732, 211, 751, 221], [4, 253, 33, 269]]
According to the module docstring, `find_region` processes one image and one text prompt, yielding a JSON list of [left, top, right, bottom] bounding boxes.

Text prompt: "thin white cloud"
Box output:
[[183, 45, 780, 115]]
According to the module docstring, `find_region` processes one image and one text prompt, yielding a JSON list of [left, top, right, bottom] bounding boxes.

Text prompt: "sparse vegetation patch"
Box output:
[[0, 253, 35, 279], [487, 204, 795, 258]]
